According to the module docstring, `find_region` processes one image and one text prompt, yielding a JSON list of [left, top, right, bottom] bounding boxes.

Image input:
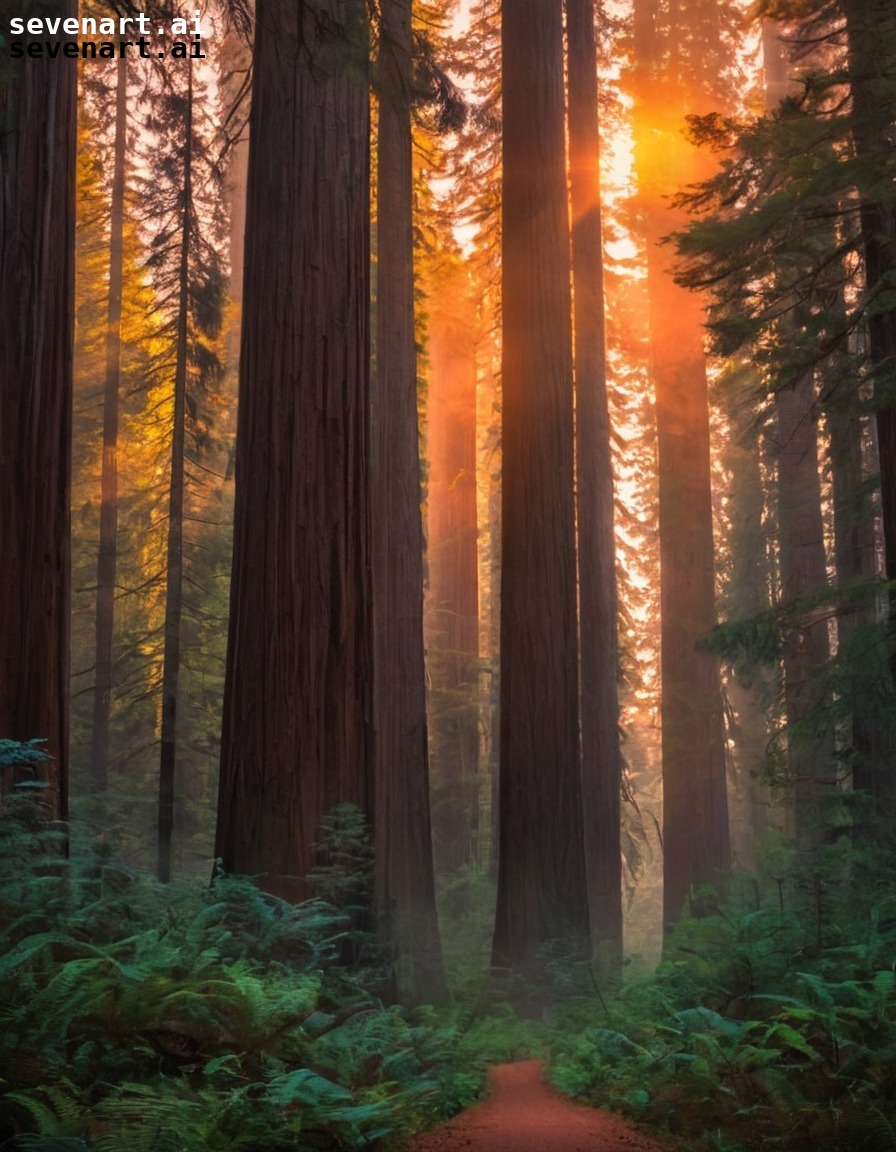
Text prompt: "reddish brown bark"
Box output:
[[566, 0, 624, 982], [372, 0, 445, 1002], [158, 62, 193, 885], [0, 4, 77, 820], [493, 0, 590, 979], [90, 51, 127, 794], [216, 0, 373, 901], [651, 263, 730, 928], [632, 0, 731, 931]]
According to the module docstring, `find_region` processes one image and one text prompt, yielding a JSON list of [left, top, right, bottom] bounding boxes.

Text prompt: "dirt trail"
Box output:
[[409, 1060, 674, 1152]]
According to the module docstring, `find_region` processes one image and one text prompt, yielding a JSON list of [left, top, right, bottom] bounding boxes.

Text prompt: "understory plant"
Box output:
[[0, 787, 453, 1151], [549, 828, 896, 1152]]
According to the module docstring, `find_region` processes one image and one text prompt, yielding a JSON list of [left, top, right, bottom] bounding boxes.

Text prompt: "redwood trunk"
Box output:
[[216, 0, 373, 900], [373, 0, 445, 1002], [566, 0, 623, 982], [841, 0, 896, 701], [425, 278, 480, 876], [653, 275, 730, 927], [775, 370, 834, 855], [0, 4, 77, 819], [829, 400, 883, 799], [158, 62, 193, 884], [90, 51, 128, 794], [493, 0, 590, 980], [632, 0, 730, 931]]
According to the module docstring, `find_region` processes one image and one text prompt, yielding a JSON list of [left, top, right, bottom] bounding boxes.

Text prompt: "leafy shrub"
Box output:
[[548, 838, 896, 1152], [0, 791, 446, 1151]]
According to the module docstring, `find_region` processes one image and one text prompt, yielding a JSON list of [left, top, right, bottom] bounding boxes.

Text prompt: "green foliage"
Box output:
[[0, 804, 448, 1152], [0, 739, 51, 771], [549, 838, 896, 1151], [12, 758, 896, 1152]]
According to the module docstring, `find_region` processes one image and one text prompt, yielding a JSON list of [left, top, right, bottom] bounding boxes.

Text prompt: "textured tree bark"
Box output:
[[493, 0, 591, 982], [158, 62, 193, 885], [0, 0, 77, 820], [216, 0, 373, 901], [566, 0, 624, 984], [90, 51, 128, 795], [372, 0, 446, 1002], [631, 0, 730, 933]]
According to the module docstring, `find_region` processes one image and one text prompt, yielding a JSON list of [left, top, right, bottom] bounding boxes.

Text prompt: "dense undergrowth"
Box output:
[[0, 785, 509, 1152], [549, 823, 896, 1151], [4, 754, 896, 1152]]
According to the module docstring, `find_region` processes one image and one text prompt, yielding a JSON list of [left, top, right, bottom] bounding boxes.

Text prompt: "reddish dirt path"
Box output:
[[409, 1060, 675, 1152]]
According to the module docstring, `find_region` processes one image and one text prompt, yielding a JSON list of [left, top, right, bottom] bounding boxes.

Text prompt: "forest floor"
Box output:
[[409, 1060, 677, 1152]]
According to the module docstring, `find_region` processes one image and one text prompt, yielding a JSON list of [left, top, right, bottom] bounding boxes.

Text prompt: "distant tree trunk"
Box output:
[[722, 417, 777, 861], [841, 0, 896, 697], [226, 123, 247, 350], [0, 4, 77, 819], [226, 128, 248, 366], [216, 0, 373, 901], [372, 0, 446, 1003], [763, 27, 836, 849], [492, 0, 590, 982], [91, 51, 128, 794], [158, 62, 193, 884], [829, 399, 884, 798], [425, 272, 481, 876], [775, 368, 834, 855], [566, 0, 623, 983], [652, 256, 730, 927], [632, 0, 730, 932]]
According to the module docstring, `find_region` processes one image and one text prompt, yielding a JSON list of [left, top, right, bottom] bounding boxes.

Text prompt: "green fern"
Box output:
[[839, 1104, 896, 1152]]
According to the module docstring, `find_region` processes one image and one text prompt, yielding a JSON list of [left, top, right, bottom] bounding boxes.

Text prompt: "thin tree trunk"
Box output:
[[829, 400, 884, 799], [723, 419, 776, 861], [0, 4, 77, 819], [372, 0, 446, 1003], [841, 0, 896, 706], [493, 0, 590, 983], [216, 0, 373, 901], [764, 25, 837, 849], [775, 369, 834, 856], [91, 51, 128, 794], [566, 0, 623, 984], [761, 20, 828, 852], [158, 61, 193, 884]]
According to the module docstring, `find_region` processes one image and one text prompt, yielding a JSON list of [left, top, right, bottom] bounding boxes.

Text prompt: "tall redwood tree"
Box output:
[[631, 0, 731, 932], [492, 0, 591, 981], [0, 1, 77, 819], [372, 0, 445, 1001], [216, 0, 373, 901], [566, 0, 624, 982], [90, 51, 127, 795]]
